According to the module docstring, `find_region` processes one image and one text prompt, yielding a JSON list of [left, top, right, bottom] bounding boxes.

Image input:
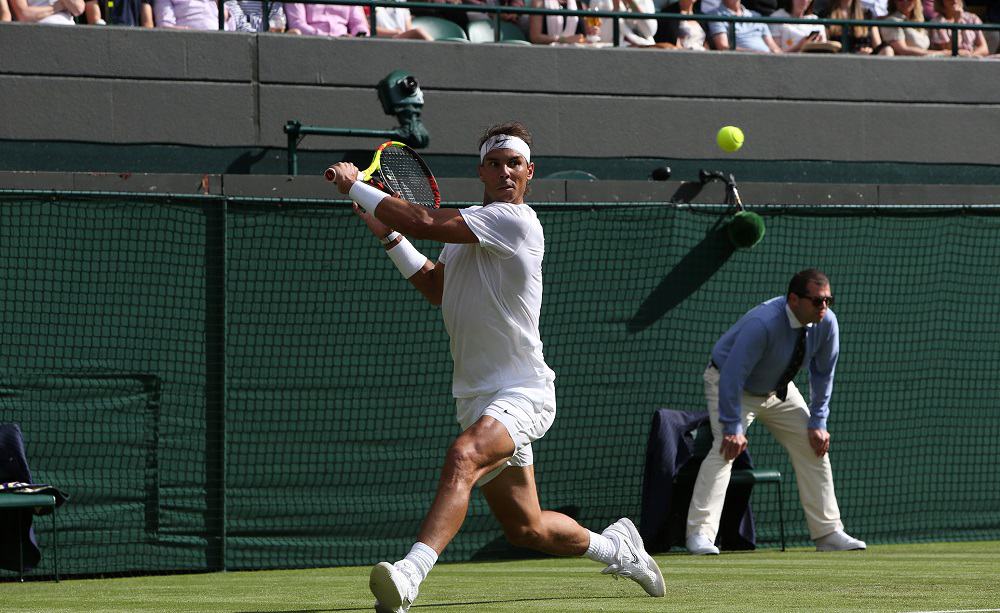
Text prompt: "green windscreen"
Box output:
[[2, 191, 999, 577]]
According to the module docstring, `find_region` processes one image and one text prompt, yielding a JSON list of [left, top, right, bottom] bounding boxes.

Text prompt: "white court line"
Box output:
[[902, 609, 1000, 613]]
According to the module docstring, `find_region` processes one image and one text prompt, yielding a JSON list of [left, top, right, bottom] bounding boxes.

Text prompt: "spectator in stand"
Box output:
[[83, 0, 104, 23], [591, 0, 659, 46], [106, 0, 154, 25], [657, 0, 710, 49], [284, 2, 369, 36], [409, 0, 471, 28], [226, 0, 299, 32], [529, 0, 589, 44], [708, 0, 783, 51], [921, 0, 935, 19], [769, 0, 829, 51], [154, 0, 222, 28], [929, 0, 989, 56], [10, 0, 83, 23], [375, 0, 432, 39], [451, 0, 531, 36], [465, 0, 521, 25], [499, 0, 531, 35], [1, 0, 12, 20], [860, 0, 886, 16], [880, 0, 946, 55], [824, 0, 888, 53]]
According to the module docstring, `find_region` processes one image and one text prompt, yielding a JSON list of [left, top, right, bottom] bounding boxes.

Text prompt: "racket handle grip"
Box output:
[[324, 166, 338, 182]]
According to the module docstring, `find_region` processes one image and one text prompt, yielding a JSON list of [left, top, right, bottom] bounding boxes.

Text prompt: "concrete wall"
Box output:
[[3, 171, 997, 206], [2, 22, 999, 167]]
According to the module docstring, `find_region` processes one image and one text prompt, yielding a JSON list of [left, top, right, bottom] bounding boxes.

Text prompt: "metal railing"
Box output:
[[222, 0, 1000, 56], [284, 121, 400, 175]]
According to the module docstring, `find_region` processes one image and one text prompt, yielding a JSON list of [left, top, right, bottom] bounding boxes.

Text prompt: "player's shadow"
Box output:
[[626, 220, 735, 334], [249, 594, 626, 612]]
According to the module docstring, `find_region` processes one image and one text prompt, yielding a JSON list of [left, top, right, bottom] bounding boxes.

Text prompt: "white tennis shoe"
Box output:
[[370, 560, 420, 613], [814, 530, 866, 552], [599, 517, 666, 597]]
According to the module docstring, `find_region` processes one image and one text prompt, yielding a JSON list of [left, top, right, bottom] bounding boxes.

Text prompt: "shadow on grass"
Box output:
[[242, 595, 627, 613]]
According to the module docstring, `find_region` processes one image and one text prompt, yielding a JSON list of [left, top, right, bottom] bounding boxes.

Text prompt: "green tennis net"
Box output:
[[2, 191, 999, 577]]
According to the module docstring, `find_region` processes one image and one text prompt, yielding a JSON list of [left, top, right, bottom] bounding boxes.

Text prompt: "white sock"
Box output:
[[402, 542, 438, 584], [584, 530, 617, 565]]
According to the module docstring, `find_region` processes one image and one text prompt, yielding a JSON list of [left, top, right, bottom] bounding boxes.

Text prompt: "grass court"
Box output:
[[2, 541, 998, 612]]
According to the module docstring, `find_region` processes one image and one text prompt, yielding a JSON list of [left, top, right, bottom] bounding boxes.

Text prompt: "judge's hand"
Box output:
[[720, 433, 748, 461], [808, 428, 830, 457]]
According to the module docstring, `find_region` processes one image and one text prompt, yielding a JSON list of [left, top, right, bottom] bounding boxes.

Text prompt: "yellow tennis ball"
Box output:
[[717, 126, 745, 153]]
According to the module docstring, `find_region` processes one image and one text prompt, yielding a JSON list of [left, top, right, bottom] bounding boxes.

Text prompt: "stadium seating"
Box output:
[[411, 16, 470, 42], [466, 20, 531, 44]]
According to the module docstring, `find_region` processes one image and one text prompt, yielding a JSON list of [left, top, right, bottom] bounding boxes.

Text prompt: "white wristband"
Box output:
[[350, 181, 387, 214], [380, 231, 401, 246], [386, 236, 428, 279]]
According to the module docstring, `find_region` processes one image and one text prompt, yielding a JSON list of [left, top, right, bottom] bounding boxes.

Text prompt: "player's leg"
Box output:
[[758, 383, 864, 550], [482, 464, 664, 597], [481, 464, 589, 555], [370, 380, 553, 612], [686, 364, 757, 554], [417, 416, 518, 551], [370, 417, 514, 613], [480, 378, 662, 597]]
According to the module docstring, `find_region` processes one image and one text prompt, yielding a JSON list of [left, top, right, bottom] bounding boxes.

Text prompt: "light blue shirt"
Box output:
[[710, 296, 839, 435], [707, 5, 773, 53]]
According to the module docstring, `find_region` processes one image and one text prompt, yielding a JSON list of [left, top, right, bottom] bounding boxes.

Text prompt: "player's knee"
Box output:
[[504, 522, 544, 549], [442, 440, 482, 482]]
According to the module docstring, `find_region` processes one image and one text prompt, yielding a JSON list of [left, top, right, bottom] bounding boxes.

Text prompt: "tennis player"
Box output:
[[686, 269, 866, 555], [328, 121, 665, 612]]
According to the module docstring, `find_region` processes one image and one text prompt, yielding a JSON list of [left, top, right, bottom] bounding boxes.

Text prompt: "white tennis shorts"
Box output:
[[455, 378, 556, 486]]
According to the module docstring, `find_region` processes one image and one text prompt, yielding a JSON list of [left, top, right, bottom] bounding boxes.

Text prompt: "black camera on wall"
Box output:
[[376, 71, 429, 148], [377, 70, 424, 116]]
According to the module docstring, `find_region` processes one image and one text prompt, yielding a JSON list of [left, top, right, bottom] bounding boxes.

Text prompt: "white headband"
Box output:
[[479, 135, 531, 164]]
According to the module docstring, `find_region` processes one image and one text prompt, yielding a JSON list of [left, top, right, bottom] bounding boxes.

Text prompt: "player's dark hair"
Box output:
[[788, 268, 830, 297], [478, 121, 533, 150]]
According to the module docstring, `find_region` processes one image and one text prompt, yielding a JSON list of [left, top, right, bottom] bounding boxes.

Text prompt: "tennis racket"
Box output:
[[325, 141, 441, 209]]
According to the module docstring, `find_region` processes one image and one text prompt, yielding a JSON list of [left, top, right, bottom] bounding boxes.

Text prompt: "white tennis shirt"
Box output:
[[438, 202, 556, 398]]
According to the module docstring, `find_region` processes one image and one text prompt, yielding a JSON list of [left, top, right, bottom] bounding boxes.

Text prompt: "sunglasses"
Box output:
[[797, 293, 834, 308]]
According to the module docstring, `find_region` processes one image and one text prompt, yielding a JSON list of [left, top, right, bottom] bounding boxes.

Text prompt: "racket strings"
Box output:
[[379, 147, 438, 208]]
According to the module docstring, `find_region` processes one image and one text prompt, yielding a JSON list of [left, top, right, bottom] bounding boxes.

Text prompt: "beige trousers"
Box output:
[[686, 365, 844, 542]]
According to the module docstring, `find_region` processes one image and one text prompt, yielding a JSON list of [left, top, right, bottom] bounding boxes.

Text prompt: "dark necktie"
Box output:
[[776, 327, 807, 401]]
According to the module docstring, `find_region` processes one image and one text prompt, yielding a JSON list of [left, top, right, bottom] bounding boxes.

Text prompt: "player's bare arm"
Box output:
[[374, 198, 477, 244], [330, 160, 477, 244], [351, 201, 444, 305]]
